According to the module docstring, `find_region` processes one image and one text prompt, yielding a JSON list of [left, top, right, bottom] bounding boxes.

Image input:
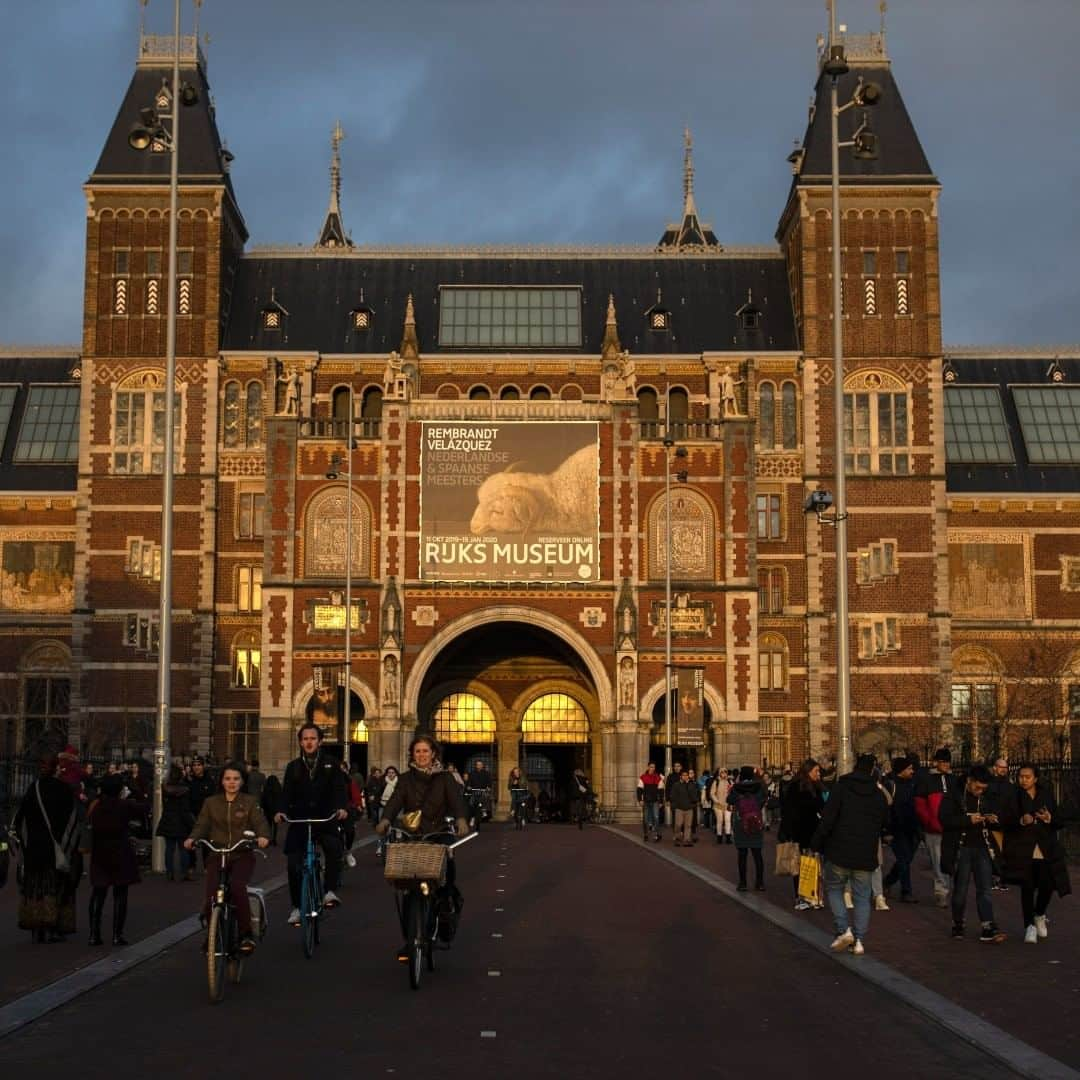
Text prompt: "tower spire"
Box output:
[[682, 126, 697, 217], [601, 294, 622, 361], [316, 120, 353, 248]]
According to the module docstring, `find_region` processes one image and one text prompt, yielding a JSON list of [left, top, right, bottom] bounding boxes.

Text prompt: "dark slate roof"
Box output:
[[90, 55, 244, 227], [0, 352, 80, 492], [944, 353, 1080, 494], [795, 64, 936, 186], [222, 250, 798, 355], [657, 211, 720, 250]]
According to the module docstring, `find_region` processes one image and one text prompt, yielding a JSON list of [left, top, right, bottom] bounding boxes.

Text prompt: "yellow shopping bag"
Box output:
[[797, 853, 820, 902]]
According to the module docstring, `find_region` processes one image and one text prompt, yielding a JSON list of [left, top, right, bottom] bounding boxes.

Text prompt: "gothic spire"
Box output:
[[399, 294, 420, 361], [601, 294, 622, 361], [657, 127, 720, 250], [682, 126, 697, 218], [316, 121, 353, 248]]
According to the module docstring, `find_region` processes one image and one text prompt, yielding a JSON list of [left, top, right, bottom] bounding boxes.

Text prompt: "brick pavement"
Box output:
[[628, 822, 1079, 1069], [0, 846, 288, 1007]]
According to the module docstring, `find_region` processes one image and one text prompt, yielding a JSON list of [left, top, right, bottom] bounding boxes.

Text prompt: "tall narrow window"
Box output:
[[245, 382, 263, 447], [638, 387, 659, 437], [781, 382, 798, 449], [237, 491, 265, 539], [756, 494, 782, 539], [232, 632, 261, 688], [758, 383, 775, 448], [238, 566, 262, 611], [758, 636, 787, 691], [360, 387, 382, 437], [223, 381, 241, 448], [758, 568, 784, 614]]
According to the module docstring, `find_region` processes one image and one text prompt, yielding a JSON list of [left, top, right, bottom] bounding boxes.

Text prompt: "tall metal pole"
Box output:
[[829, 0, 853, 775], [153, 0, 182, 873], [663, 387, 673, 780], [343, 389, 353, 750]]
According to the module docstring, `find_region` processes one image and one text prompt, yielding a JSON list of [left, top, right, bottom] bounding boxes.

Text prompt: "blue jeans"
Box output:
[[163, 836, 190, 878], [642, 802, 661, 832], [884, 831, 916, 895], [824, 862, 873, 941], [951, 845, 994, 926]]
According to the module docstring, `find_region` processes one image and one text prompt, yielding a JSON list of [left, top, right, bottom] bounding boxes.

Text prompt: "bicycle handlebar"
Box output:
[[195, 837, 257, 855], [281, 814, 339, 824]]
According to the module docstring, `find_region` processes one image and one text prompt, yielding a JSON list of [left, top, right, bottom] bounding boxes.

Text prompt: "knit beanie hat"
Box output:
[[891, 757, 910, 776], [933, 747, 951, 763]]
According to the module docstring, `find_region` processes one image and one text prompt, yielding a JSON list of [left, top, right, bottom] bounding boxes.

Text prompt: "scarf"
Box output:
[[410, 761, 444, 778]]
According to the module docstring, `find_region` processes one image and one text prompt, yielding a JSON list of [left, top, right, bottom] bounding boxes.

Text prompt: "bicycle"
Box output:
[[464, 788, 491, 828], [281, 813, 338, 959], [510, 789, 528, 831], [196, 834, 267, 1004], [383, 824, 476, 991]]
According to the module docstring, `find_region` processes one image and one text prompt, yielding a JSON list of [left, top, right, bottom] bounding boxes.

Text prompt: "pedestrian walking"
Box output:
[[363, 767, 384, 825], [670, 770, 698, 846], [664, 762, 684, 830], [12, 755, 80, 943], [727, 766, 767, 891], [811, 754, 889, 955], [709, 769, 733, 844], [987, 755, 1014, 892], [187, 757, 215, 872], [246, 758, 267, 802], [686, 768, 700, 840], [940, 764, 1007, 943], [1001, 764, 1071, 944], [87, 774, 146, 946], [155, 764, 194, 881], [699, 769, 713, 831], [637, 763, 665, 841], [779, 759, 825, 910], [914, 747, 957, 907], [882, 758, 920, 903]]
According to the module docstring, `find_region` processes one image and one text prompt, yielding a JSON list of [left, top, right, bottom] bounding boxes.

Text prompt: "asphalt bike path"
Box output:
[[0, 826, 1025, 1079]]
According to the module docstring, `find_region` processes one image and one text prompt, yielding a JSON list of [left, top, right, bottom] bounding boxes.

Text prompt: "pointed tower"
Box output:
[[77, 27, 248, 755], [316, 121, 353, 248], [601, 294, 622, 363], [399, 294, 420, 362], [657, 128, 720, 250]]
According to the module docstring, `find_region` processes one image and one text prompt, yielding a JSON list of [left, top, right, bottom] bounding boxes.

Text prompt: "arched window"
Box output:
[[529, 385, 552, 401], [843, 370, 910, 474], [223, 381, 241, 449], [667, 387, 689, 435], [114, 370, 182, 474], [432, 693, 496, 743], [19, 641, 72, 755], [758, 383, 775, 448], [781, 381, 798, 450], [758, 634, 787, 691], [361, 387, 382, 418], [245, 382, 263, 447], [232, 631, 261, 689], [332, 386, 352, 423], [303, 487, 369, 577], [521, 693, 589, 744], [561, 384, 583, 401], [500, 385, 521, 400], [638, 387, 659, 437], [469, 385, 491, 400]]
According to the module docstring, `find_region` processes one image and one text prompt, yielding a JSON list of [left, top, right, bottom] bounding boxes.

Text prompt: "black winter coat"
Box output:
[[811, 771, 888, 871], [188, 774, 215, 818], [938, 785, 1005, 877], [1001, 785, 1072, 897], [280, 753, 348, 855], [669, 778, 699, 811], [380, 767, 469, 835], [885, 775, 919, 836], [155, 783, 193, 838], [779, 783, 824, 848]]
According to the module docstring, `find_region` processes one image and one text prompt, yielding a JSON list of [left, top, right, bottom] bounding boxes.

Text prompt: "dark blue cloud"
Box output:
[[2, 0, 1077, 346]]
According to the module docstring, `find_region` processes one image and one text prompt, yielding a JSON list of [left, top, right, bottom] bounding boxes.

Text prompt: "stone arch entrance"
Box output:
[[400, 608, 611, 817], [640, 676, 726, 773]]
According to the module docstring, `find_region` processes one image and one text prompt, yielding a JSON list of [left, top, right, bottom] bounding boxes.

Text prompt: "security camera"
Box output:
[[804, 489, 834, 514]]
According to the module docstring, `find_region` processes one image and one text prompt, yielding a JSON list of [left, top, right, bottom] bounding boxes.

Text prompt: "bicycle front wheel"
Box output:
[[406, 892, 426, 991], [206, 905, 228, 1004], [300, 873, 318, 959]]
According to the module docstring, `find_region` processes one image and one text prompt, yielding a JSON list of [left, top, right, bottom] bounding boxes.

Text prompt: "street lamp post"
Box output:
[[327, 389, 355, 751], [822, 2, 881, 776], [128, 2, 184, 874]]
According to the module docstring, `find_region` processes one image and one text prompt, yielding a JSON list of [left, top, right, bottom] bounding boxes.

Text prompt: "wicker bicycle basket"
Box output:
[[383, 842, 448, 887]]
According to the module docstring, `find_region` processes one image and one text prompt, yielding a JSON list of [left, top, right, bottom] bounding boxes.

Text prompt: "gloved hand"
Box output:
[[455, 818, 470, 838]]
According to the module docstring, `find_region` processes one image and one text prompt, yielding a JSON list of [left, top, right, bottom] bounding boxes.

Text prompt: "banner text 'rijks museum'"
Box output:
[[419, 421, 599, 582]]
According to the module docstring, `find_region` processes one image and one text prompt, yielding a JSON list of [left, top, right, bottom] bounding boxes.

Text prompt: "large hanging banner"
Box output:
[[420, 421, 599, 582], [675, 666, 705, 746]]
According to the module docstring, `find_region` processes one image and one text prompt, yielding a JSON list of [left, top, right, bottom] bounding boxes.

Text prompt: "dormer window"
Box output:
[[740, 308, 760, 331], [352, 308, 372, 330], [263, 310, 281, 330], [645, 291, 671, 333], [261, 289, 288, 335]]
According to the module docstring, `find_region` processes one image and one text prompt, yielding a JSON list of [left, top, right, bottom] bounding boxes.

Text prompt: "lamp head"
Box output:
[[179, 82, 200, 108], [326, 452, 342, 480], [853, 78, 882, 107], [823, 44, 849, 78], [128, 124, 153, 151], [852, 116, 879, 160]]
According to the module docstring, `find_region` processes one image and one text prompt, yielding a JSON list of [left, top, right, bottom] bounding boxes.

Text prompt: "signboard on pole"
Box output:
[[419, 421, 600, 582], [675, 666, 705, 746]]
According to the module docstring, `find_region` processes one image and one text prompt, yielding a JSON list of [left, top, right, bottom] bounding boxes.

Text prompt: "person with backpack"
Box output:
[[882, 758, 920, 903], [811, 754, 889, 955], [727, 766, 767, 891], [914, 747, 957, 907]]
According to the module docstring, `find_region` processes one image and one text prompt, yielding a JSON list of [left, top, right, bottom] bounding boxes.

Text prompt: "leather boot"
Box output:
[[88, 890, 105, 946], [112, 888, 129, 947]]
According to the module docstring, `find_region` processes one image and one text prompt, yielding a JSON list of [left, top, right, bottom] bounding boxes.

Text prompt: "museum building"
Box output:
[[1, 25, 1077, 817]]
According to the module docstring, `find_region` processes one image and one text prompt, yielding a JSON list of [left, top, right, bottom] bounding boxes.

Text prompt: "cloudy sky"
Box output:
[[3, 0, 1077, 347]]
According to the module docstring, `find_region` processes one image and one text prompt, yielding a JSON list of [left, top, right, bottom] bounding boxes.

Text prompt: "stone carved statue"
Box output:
[[720, 368, 745, 417], [383, 351, 410, 400], [382, 655, 398, 707], [276, 366, 300, 415], [619, 656, 636, 708]]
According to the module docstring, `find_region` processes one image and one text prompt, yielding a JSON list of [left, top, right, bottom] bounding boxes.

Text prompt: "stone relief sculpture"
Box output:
[[619, 655, 636, 708], [382, 655, 399, 706]]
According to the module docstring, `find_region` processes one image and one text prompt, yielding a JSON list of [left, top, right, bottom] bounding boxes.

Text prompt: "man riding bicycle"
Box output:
[[464, 759, 493, 826], [275, 723, 348, 926], [375, 734, 469, 960], [184, 761, 270, 955]]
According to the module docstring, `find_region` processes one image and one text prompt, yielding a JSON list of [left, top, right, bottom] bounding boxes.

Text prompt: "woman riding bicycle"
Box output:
[[375, 734, 469, 958], [185, 761, 270, 955], [508, 767, 529, 822]]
